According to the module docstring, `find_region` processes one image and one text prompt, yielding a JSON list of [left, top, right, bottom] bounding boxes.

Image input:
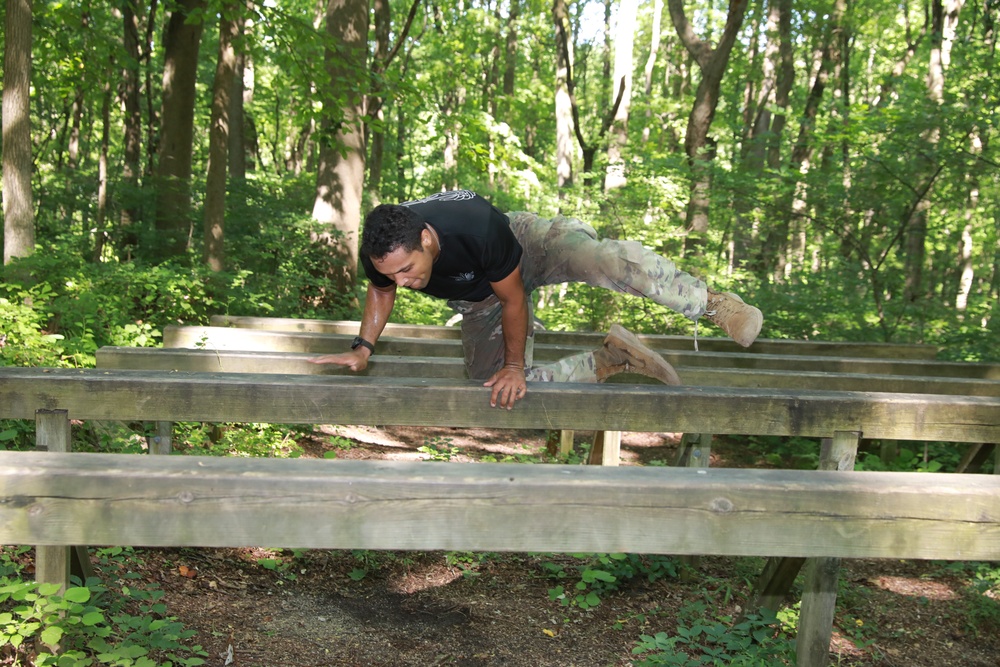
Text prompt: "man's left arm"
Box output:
[[483, 265, 529, 410]]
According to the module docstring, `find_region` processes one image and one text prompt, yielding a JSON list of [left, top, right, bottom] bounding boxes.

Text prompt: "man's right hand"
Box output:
[[308, 349, 370, 373]]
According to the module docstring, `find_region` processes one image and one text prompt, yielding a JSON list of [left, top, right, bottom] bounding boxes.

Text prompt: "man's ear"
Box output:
[[421, 229, 433, 248]]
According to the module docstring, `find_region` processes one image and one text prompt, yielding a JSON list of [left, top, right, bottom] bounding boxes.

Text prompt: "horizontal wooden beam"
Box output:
[[3, 367, 999, 441], [163, 326, 1000, 380], [3, 451, 998, 559], [210, 316, 941, 360], [96, 347, 1000, 397]]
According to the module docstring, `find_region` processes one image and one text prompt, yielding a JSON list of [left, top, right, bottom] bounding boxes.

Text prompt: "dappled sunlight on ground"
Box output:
[[870, 575, 959, 600]]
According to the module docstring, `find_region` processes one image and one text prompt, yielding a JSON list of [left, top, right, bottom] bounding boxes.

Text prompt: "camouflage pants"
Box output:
[[448, 212, 707, 382]]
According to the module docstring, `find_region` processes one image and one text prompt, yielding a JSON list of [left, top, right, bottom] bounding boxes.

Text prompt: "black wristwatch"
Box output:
[[351, 336, 375, 355]]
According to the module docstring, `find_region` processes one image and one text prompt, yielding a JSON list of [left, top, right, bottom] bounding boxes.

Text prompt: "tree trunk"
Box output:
[[229, 13, 248, 181], [668, 0, 749, 254], [501, 0, 520, 111], [144, 0, 161, 181], [154, 0, 205, 258], [312, 0, 369, 287], [120, 0, 143, 253], [93, 76, 112, 263], [904, 0, 964, 302], [603, 0, 638, 192], [3, 0, 35, 265], [554, 0, 575, 194], [204, 8, 239, 272], [756, 0, 844, 279], [367, 0, 391, 205], [641, 0, 663, 144]]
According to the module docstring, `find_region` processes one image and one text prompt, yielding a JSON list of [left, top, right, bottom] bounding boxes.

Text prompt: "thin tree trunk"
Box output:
[[3, 0, 35, 265], [120, 0, 143, 252], [642, 0, 664, 144], [144, 0, 161, 181], [94, 76, 112, 262], [502, 0, 520, 112], [603, 0, 638, 192], [229, 12, 248, 181], [554, 0, 574, 195], [756, 0, 845, 279], [204, 8, 239, 272], [904, 0, 964, 302]]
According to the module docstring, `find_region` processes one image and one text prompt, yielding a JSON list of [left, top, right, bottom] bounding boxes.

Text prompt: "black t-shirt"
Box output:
[[361, 190, 523, 302]]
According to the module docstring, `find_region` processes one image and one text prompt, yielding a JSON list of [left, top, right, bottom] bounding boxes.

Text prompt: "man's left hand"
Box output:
[[484, 366, 527, 410]]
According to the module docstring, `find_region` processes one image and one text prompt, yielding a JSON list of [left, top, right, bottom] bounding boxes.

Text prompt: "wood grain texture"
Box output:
[[3, 367, 1000, 441], [2, 451, 998, 559], [162, 325, 1000, 379], [95, 347, 1000, 396], [209, 316, 941, 359]]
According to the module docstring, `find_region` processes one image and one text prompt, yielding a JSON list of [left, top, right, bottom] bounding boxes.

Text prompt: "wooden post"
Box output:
[[34, 410, 72, 593], [797, 430, 860, 667], [675, 432, 711, 467], [676, 433, 712, 577], [588, 430, 622, 466], [147, 421, 173, 455], [560, 430, 575, 457]]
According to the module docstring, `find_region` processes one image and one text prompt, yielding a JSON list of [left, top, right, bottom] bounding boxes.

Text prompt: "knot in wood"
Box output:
[[177, 491, 195, 504], [710, 497, 734, 513]]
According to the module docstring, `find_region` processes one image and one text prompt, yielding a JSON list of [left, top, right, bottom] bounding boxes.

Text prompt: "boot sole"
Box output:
[[605, 324, 682, 386]]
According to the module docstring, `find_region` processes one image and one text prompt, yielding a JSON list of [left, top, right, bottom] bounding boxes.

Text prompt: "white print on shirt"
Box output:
[[401, 190, 476, 206]]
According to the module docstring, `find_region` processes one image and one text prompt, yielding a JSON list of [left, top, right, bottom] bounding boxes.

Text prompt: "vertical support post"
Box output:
[[676, 433, 711, 577], [587, 430, 622, 466], [34, 410, 72, 593], [675, 432, 712, 467], [559, 430, 575, 457], [147, 421, 173, 455], [797, 430, 860, 667]]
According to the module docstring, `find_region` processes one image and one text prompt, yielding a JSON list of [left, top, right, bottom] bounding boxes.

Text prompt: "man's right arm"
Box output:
[[309, 282, 396, 372]]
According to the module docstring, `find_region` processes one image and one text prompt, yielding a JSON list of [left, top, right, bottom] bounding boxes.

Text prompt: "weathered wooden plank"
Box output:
[[97, 347, 471, 379], [3, 367, 1000, 442], [210, 315, 941, 360], [2, 452, 998, 559], [162, 326, 1000, 380]]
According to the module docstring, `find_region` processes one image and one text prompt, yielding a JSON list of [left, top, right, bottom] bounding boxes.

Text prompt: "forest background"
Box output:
[[1, 0, 997, 369]]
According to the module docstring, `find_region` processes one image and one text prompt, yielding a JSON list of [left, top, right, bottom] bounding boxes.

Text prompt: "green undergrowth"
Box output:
[[0, 546, 206, 667]]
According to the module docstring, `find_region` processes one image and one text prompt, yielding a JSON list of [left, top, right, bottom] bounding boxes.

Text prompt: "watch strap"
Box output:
[[351, 336, 375, 354]]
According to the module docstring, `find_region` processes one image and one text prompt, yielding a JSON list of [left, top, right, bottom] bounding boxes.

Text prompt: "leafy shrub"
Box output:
[[544, 553, 678, 610], [631, 602, 794, 666], [0, 547, 206, 667]]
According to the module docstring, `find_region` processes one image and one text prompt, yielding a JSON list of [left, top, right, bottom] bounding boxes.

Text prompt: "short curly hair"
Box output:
[[360, 205, 426, 260]]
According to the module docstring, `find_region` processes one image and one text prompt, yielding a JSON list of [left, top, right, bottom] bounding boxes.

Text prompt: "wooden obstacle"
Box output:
[[210, 315, 943, 359], [4, 449, 999, 559], [3, 364, 1000, 667], [101, 319, 1000, 466]]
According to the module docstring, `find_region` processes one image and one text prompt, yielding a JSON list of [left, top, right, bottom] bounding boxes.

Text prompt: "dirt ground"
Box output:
[[102, 427, 1000, 666]]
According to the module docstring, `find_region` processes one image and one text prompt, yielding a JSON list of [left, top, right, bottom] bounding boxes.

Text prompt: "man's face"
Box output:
[[371, 229, 435, 290]]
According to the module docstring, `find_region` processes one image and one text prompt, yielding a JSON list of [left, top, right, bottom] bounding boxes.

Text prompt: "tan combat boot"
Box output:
[[704, 288, 763, 348], [594, 324, 682, 386]]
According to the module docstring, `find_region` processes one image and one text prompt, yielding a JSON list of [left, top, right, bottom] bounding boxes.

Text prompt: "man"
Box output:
[[311, 190, 762, 410]]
